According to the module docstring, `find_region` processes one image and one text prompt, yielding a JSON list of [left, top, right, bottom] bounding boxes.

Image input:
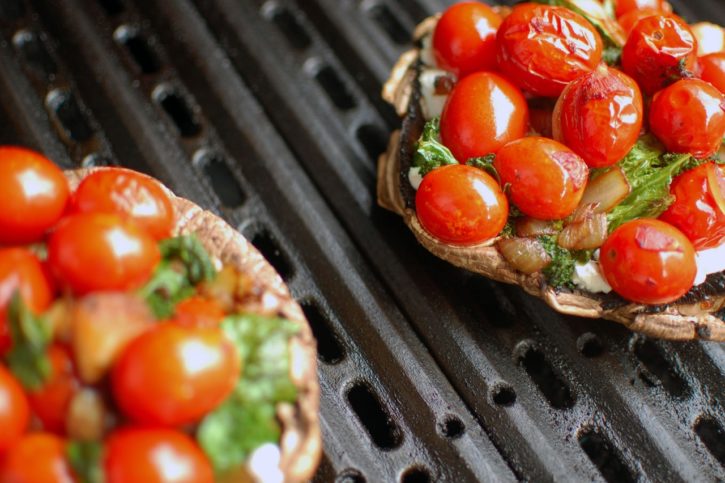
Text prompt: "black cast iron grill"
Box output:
[[0, 0, 724, 481]]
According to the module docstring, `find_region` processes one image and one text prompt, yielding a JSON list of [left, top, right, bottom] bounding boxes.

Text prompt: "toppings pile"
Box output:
[[409, 0, 725, 306], [0, 147, 299, 482]]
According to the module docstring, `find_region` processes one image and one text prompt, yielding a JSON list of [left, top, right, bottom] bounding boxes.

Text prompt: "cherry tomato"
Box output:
[[691, 22, 725, 57], [0, 249, 55, 354], [494, 137, 589, 220], [112, 324, 240, 426], [649, 78, 725, 159], [432, 2, 502, 76], [47, 213, 160, 295], [600, 219, 696, 304], [615, 0, 670, 18], [0, 147, 69, 245], [0, 433, 76, 483], [104, 428, 213, 483], [415, 164, 508, 245], [0, 365, 30, 452], [70, 167, 174, 241], [698, 52, 725, 93], [172, 296, 225, 328], [553, 65, 643, 168], [621, 15, 698, 95], [496, 4, 603, 97], [439, 72, 528, 161], [659, 163, 725, 249], [617, 8, 661, 34], [27, 345, 80, 434]]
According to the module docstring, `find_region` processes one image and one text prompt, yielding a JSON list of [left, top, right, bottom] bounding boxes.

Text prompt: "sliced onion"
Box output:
[[579, 167, 631, 214], [558, 207, 608, 250], [66, 388, 106, 441], [497, 237, 552, 274], [706, 163, 725, 216], [515, 217, 560, 237]]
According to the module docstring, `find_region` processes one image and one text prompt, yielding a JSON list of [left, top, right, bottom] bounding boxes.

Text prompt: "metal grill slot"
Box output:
[[301, 301, 346, 364], [632, 338, 689, 397], [518, 344, 575, 409], [491, 383, 517, 407], [439, 415, 465, 439], [356, 123, 387, 163], [313, 63, 357, 110], [154, 87, 202, 137], [194, 151, 246, 208], [98, 0, 125, 16], [250, 229, 294, 281], [695, 417, 725, 465], [0, 0, 24, 21], [577, 333, 605, 358], [466, 278, 517, 328], [46, 89, 94, 143], [347, 382, 403, 450], [579, 429, 636, 483], [400, 466, 431, 483], [13, 30, 57, 82], [115, 27, 161, 74], [265, 5, 312, 51], [367, 3, 409, 45]]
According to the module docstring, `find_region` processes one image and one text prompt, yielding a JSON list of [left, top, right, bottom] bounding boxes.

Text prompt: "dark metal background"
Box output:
[[0, 0, 723, 481]]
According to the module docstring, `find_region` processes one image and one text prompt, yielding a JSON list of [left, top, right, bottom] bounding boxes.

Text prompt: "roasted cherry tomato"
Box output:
[[553, 65, 643, 168], [112, 324, 240, 426], [698, 52, 725, 93], [432, 1, 502, 76], [0, 433, 76, 482], [621, 15, 697, 95], [0, 365, 30, 451], [691, 22, 725, 56], [615, 0, 670, 18], [47, 213, 160, 295], [27, 345, 80, 434], [0, 248, 55, 354], [617, 8, 661, 34], [70, 167, 174, 241], [104, 428, 213, 483], [494, 137, 589, 220], [172, 296, 225, 328], [496, 4, 603, 97], [415, 164, 508, 245], [439, 72, 528, 161], [600, 219, 696, 304], [0, 147, 69, 245], [659, 163, 725, 249], [649, 78, 725, 159]]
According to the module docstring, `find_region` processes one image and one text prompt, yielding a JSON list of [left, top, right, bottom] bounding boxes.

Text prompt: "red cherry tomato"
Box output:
[[47, 213, 160, 295], [496, 4, 603, 97], [621, 15, 697, 95], [104, 428, 213, 483], [27, 345, 80, 434], [0, 365, 30, 451], [0, 433, 76, 483], [439, 72, 528, 161], [172, 296, 225, 328], [600, 219, 696, 304], [617, 8, 662, 34], [553, 65, 643, 168], [0, 248, 55, 354], [415, 164, 508, 245], [0, 147, 69, 245], [432, 2, 502, 76], [493, 137, 589, 220], [112, 324, 240, 426], [615, 0, 670, 18], [698, 52, 725, 93], [649, 78, 725, 159], [659, 163, 725, 249], [70, 168, 174, 241]]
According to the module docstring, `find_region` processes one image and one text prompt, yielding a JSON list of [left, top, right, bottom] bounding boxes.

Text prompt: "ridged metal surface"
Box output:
[[0, 0, 723, 481]]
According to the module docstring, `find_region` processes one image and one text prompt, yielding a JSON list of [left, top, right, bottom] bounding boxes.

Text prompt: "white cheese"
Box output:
[[419, 68, 451, 120], [408, 166, 423, 190], [247, 443, 283, 483], [419, 34, 436, 67], [694, 243, 725, 285], [572, 260, 612, 294]]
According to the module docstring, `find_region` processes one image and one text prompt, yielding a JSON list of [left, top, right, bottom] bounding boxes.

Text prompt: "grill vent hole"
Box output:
[[335, 469, 366, 483], [46, 90, 94, 143], [491, 383, 517, 406], [250, 229, 294, 280], [301, 301, 345, 364], [440, 416, 465, 439], [198, 155, 246, 208], [577, 333, 605, 358], [356, 124, 387, 162], [155, 89, 201, 138], [346, 382, 402, 450], [314, 64, 357, 111], [695, 417, 725, 465], [518, 346, 574, 409], [13, 31, 57, 81], [0, 0, 24, 21], [632, 338, 689, 398], [267, 7, 311, 51], [368, 4, 408, 45], [400, 467, 431, 483], [579, 429, 636, 483], [116, 28, 161, 74], [98, 0, 124, 15]]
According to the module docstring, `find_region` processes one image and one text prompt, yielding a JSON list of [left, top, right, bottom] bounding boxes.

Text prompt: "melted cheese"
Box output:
[[408, 166, 423, 190], [694, 243, 725, 285]]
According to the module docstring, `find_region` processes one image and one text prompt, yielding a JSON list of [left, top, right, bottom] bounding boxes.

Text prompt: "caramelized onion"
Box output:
[[66, 388, 106, 441], [579, 167, 631, 213], [515, 217, 560, 237], [558, 205, 608, 250], [497, 237, 552, 274], [706, 163, 725, 215]]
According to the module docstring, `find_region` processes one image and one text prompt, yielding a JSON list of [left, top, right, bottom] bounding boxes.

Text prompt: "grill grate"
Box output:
[[1, 0, 724, 481]]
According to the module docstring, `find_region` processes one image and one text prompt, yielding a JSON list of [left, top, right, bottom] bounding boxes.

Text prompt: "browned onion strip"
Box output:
[[579, 167, 631, 214], [497, 237, 552, 274], [558, 205, 608, 250], [515, 217, 560, 237]]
